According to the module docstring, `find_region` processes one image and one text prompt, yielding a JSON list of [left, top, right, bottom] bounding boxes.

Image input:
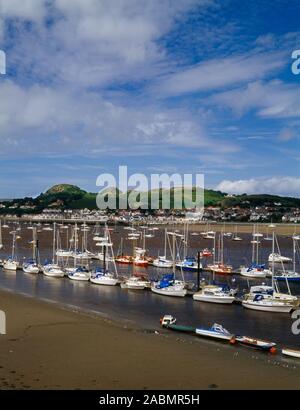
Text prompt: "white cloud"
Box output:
[[0, 0, 47, 21], [0, 80, 235, 156], [4, 0, 205, 87], [216, 177, 300, 197], [210, 80, 300, 118], [153, 51, 286, 96]]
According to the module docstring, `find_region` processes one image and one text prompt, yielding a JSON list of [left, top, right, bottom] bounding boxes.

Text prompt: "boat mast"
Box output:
[[11, 231, 16, 260], [52, 222, 56, 264], [0, 219, 2, 248], [293, 236, 296, 275], [74, 223, 77, 268]]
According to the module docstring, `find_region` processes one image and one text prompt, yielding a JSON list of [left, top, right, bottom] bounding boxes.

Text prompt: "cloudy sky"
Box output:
[[0, 0, 299, 197]]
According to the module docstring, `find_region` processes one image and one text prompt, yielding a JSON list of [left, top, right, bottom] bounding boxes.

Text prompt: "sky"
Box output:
[[0, 0, 299, 198]]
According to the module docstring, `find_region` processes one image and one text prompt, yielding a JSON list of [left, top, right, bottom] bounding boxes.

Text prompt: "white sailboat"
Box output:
[[152, 229, 173, 268], [242, 231, 296, 313], [3, 230, 19, 271], [274, 236, 300, 282], [68, 223, 90, 281], [90, 226, 118, 286], [151, 232, 187, 298], [43, 222, 65, 278], [23, 227, 40, 274], [232, 225, 242, 241], [240, 225, 271, 278], [206, 232, 233, 274]]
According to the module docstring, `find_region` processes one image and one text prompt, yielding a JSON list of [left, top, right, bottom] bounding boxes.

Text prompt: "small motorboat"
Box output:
[[193, 285, 236, 304], [282, 348, 300, 359], [160, 315, 196, 333], [234, 335, 277, 353], [242, 294, 294, 313], [195, 323, 235, 342], [121, 275, 150, 290]]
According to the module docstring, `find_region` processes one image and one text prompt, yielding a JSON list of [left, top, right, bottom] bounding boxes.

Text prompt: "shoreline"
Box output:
[[0, 288, 299, 389]]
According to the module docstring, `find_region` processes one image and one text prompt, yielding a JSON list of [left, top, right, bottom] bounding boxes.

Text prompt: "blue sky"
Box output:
[[0, 0, 299, 198]]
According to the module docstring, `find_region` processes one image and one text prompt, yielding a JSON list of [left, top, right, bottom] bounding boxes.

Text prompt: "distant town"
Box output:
[[0, 184, 299, 224]]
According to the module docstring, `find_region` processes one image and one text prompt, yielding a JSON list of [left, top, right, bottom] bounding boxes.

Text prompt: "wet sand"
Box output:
[[0, 289, 299, 390]]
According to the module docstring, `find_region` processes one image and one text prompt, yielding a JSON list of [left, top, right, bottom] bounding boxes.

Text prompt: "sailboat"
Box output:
[[43, 222, 65, 278], [175, 223, 203, 271], [23, 227, 40, 273], [232, 225, 242, 241], [242, 231, 297, 313], [206, 232, 232, 274], [151, 232, 187, 297], [3, 230, 19, 271], [90, 226, 119, 286], [240, 225, 271, 278], [153, 229, 173, 268], [67, 224, 90, 281], [274, 236, 300, 282]]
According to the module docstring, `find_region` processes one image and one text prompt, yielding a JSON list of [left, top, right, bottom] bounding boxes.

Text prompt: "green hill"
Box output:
[[0, 183, 299, 214]]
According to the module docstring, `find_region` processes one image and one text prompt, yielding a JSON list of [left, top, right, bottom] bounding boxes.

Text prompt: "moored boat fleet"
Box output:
[[0, 221, 299, 314]]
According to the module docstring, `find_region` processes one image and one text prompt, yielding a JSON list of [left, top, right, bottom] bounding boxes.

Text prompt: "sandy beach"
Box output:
[[0, 289, 299, 390]]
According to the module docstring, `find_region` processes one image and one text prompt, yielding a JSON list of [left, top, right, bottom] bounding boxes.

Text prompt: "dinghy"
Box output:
[[160, 315, 196, 333], [234, 335, 277, 353], [282, 348, 300, 359]]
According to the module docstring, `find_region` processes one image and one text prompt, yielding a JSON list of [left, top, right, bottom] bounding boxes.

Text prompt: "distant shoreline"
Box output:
[[0, 217, 299, 235]]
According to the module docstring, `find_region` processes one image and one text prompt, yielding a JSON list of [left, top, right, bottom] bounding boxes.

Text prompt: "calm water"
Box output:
[[0, 223, 299, 349]]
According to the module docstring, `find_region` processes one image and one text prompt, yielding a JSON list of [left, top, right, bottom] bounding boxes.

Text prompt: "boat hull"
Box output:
[[90, 277, 118, 286], [242, 300, 293, 313], [282, 349, 300, 359], [151, 286, 187, 298], [193, 294, 234, 304], [195, 329, 234, 341]]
